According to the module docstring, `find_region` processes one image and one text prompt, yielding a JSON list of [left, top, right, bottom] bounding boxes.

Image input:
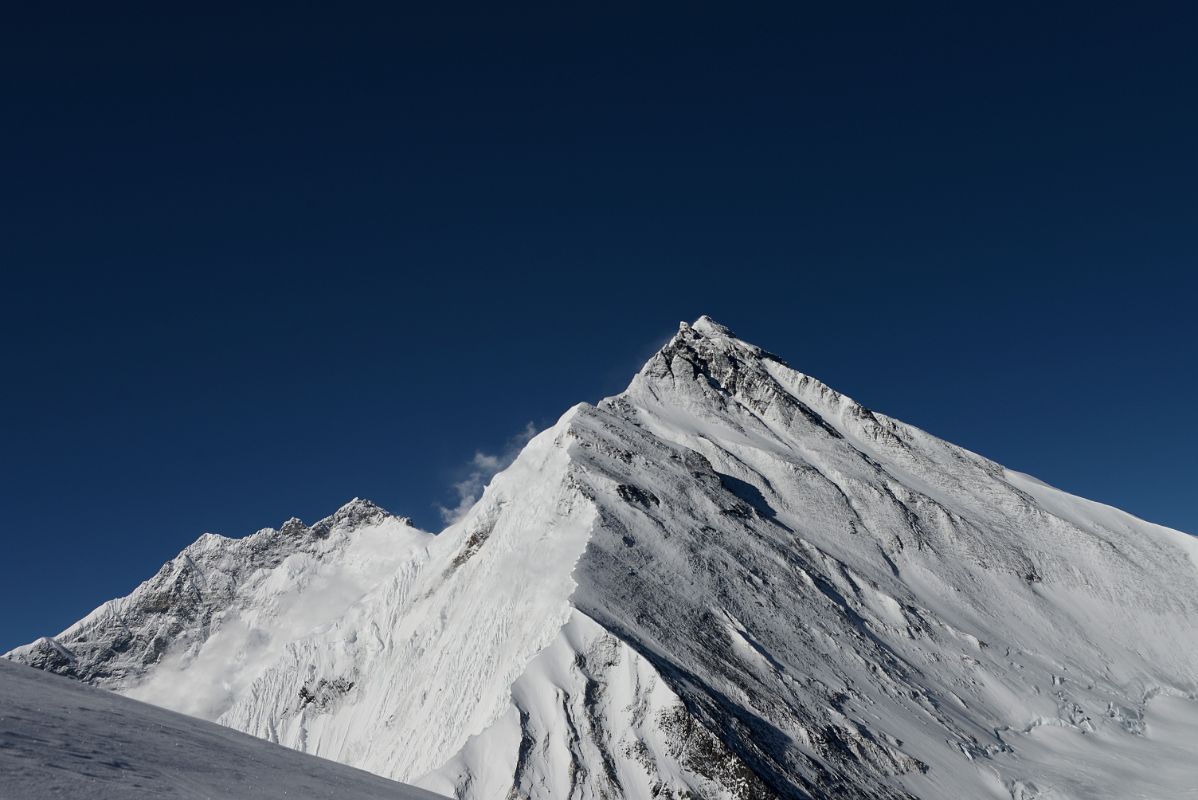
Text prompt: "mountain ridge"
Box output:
[[8, 497, 432, 719], [9, 317, 1198, 800]]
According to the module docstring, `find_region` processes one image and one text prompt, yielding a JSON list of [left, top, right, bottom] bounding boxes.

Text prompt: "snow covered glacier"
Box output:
[[9, 316, 1198, 799], [0, 658, 440, 799]]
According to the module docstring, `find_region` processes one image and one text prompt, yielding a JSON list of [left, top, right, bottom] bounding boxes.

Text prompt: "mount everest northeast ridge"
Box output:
[[8, 316, 1198, 800]]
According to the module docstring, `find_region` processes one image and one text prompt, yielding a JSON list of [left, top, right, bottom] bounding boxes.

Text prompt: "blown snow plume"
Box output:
[[9, 317, 1198, 800]]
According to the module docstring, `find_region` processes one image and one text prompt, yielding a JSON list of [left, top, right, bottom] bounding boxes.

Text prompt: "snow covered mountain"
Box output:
[[10, 317, 1198, 799], [7, 498, 432, 720], [0, 659, 441, 799]]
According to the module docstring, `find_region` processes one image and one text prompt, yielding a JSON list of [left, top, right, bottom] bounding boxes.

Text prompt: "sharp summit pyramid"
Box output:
[[10, 317, 1198, 800]]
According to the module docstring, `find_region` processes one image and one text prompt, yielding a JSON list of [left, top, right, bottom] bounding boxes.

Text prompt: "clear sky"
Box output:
[[2, 3, 1195, 650]]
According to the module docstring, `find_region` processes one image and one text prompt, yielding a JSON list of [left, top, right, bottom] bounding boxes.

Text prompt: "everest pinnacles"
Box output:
[[8, 317, 1198, 799]]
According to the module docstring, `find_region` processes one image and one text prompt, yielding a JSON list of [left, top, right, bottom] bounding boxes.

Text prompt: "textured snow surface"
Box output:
[[10, 316, 1198, 799], [0, 659, 443, 799]]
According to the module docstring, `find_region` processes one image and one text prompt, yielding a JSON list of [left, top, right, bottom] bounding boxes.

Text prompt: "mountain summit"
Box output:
[[10, 318, 1198, 799]]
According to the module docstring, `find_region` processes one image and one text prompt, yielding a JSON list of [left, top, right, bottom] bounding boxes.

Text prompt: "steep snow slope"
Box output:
[[220, 417, 603, 781], [560, 317, 1198, 800], [11, 318, 1198, 799], [7, 498, 432, 720], [213, 318, 1198, 800], [0, 659, 442, 799]]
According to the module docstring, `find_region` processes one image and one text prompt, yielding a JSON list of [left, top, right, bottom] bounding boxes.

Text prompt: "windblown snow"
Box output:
[[9, 317, 1198, 800]]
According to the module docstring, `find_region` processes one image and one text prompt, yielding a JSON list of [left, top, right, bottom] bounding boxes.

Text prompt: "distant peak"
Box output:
[[337, 497, 387, 516], [272, 499, 408, 540], [690, 315, 735, 338], [280, 517, 308, 535], [314, 497, 403, 534]]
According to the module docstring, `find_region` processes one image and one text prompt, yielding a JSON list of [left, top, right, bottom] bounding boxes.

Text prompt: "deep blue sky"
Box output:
[[2, 3, 1195, 649]]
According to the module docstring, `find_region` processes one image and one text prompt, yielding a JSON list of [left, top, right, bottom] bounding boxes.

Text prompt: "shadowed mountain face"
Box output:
[[10, 318, 1198, 800]]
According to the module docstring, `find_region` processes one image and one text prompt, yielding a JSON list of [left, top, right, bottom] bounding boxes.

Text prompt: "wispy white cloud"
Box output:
[[437, 422, 537, 526]]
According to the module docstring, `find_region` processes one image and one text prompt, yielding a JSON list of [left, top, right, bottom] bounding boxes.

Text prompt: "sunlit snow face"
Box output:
[[13, 320, 1198, 800]]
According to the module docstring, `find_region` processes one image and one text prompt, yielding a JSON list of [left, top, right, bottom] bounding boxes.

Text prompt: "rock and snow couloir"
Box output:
[[9, 317, 1198, 800]]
